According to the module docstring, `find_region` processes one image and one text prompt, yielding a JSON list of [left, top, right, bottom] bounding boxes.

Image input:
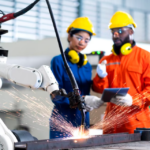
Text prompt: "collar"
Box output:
[[132, 40, 136, 47]]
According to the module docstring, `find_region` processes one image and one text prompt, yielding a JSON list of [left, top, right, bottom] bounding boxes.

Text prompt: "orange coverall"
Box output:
[[93, 45, 150, 134]]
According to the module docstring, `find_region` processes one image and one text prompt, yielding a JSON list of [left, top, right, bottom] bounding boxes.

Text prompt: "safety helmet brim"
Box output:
[[68, 28, 94, 36]]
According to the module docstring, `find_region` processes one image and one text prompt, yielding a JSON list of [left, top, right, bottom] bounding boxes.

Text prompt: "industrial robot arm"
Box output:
[[0, 118, 39, 150], [0, 63, 65, 97], [0, 118, 17, 150]]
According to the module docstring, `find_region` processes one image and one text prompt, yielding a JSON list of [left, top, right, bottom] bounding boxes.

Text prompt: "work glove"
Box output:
[[84, 95, 104, 111], [97, 60, 107, 78], [110, 93, 132, 106]]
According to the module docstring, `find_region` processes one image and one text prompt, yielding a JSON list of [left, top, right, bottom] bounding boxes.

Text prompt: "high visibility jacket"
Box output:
[[50, 48, 92, 139], [93, 45, 150, 134]]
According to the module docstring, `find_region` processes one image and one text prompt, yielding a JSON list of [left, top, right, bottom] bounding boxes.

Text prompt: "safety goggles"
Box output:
[[73, 34, 90, 44], [111, 27, 129, 35]]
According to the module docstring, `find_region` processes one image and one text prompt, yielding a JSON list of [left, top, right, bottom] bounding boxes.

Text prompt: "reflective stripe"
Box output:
[[106, 62, 120, 66]]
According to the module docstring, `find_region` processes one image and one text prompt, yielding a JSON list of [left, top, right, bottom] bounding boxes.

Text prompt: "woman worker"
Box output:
[[50, 17, 96, 139]]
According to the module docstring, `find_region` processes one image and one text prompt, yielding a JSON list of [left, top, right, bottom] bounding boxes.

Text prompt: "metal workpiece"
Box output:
[[75, 141, 150, 150], [14, 133, 140, 150]]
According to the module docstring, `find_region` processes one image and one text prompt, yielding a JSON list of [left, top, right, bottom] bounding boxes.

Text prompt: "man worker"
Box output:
[[84, 11, 150, 134]]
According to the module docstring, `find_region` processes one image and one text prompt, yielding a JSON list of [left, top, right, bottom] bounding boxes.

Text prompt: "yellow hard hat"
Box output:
[[66, 17, 96, 35], [108, 11, 137, 29]]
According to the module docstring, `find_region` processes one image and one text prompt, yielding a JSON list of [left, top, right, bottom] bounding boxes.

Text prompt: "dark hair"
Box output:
[[69, 29, 92, 39]]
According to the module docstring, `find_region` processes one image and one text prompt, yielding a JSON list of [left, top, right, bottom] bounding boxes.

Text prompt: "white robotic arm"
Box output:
[[0, 47, 8, 88], [0, 63, 59, 94], [0, 118, 18, 150]]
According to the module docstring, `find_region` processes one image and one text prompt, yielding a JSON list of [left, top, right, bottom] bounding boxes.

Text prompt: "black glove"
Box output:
[[50, 88, 67, 101], [68, 92, 85, 109]]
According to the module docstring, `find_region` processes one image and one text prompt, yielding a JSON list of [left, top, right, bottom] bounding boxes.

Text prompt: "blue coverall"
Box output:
[[50, 48, 92, 139]]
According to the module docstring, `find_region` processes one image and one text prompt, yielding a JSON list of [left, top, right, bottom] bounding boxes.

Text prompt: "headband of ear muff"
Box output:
[[65, 50, 88, 67]]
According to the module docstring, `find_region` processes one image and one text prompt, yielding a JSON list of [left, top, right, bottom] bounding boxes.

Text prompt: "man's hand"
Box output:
[[97, 60, 107, 78], [84, 95, 104, 111], [110, 93, 132, 106]]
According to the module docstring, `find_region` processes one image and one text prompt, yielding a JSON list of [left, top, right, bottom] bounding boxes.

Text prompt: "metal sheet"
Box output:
[[14, 133, 141, 150]]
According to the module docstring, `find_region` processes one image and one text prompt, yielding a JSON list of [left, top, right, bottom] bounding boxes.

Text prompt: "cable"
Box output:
[[14, 0, 40, 18], [45, 0, 79, 90], [0, 10, 5, 16], [45, 0, 86, 129], [0, 0, 40, 23]]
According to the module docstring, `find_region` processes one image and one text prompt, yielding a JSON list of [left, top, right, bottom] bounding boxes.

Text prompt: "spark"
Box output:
[[90, 89, 150, 134], [0, 87, 78, 138], [1, 85, 150, 139]]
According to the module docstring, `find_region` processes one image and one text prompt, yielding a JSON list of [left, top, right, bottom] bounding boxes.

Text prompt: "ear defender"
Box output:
[[111, 46, 117, 56], [83, 54, 88, 66], [67, 50, 88, 67], [120, 43, 132, 55], [68, 50, 80, 64], [112, 43, 132, 55]]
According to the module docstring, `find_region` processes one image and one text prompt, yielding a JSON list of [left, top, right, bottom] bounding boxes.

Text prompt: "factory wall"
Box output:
[[1, 0, 150, 43], [1, 37, 68, 67]]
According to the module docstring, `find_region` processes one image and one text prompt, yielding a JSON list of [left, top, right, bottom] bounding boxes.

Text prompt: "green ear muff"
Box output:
[[112, 43, 132, 56], [67, 50, 88, 67], [120, 43, 132, 55]]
